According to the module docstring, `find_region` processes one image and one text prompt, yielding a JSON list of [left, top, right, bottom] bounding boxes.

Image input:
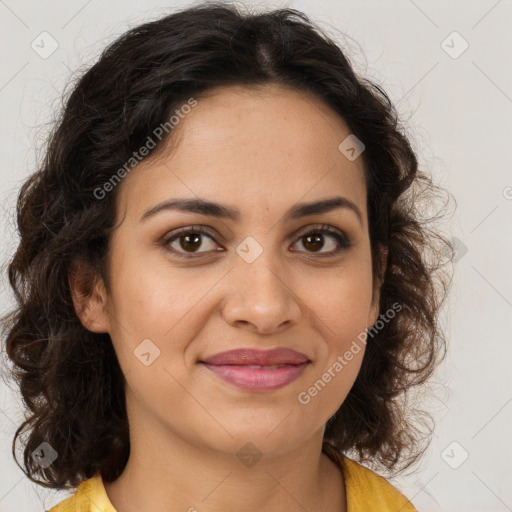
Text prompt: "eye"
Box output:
[[162, 226, 221, 258], [291, 224, 351, 256], [162, 224, 352, 259]]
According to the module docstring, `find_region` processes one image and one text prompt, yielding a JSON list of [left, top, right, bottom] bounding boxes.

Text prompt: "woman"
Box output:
[[1, 2, 452, 511]]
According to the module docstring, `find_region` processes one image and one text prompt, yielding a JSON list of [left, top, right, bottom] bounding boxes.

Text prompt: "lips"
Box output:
[[199, 348, 310, 392], [201, 347, 310, 366]]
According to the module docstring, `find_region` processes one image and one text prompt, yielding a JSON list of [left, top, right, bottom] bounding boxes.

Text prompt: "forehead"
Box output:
[[115, 83, 368, 225]]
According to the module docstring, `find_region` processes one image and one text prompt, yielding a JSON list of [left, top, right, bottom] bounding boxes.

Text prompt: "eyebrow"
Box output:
[[140, 196, 363, 225]]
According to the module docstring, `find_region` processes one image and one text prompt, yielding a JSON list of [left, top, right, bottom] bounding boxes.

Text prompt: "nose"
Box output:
[[220, 254, 302, 334]]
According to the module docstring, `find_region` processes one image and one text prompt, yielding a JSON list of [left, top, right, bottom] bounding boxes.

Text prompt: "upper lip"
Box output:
[[200, 348, 310, 366]]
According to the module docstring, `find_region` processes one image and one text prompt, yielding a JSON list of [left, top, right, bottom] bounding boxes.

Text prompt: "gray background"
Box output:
[[1, 0, 511, 510]]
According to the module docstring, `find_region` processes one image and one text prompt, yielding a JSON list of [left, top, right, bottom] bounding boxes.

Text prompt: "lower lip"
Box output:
[[201, 362, 310, 391]]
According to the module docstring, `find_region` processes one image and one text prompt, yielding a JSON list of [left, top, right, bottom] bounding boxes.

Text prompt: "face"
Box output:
[[75, 83, 384, 458]]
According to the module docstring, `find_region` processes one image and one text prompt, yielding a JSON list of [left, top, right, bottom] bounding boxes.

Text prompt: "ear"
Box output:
[[68, 258, 110, 333], [367, 244, 388, 327]]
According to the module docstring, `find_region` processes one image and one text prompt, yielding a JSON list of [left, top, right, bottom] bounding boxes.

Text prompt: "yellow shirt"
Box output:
[[47, 454, 417, 512]]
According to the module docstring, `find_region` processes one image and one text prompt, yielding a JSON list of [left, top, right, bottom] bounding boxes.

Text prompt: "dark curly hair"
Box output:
[[1, 0, 454, 491]]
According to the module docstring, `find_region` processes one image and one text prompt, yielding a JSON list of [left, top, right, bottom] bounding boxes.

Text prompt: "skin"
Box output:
[[71, 83, 387, 512]]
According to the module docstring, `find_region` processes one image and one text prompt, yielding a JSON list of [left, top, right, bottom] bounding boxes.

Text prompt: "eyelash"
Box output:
[[161, 224, 352, 259]]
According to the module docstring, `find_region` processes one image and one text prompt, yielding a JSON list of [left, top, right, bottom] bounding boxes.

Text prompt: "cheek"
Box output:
[[107, 241, 202, 334], [308, 260, 375, 336], [105, 248, 231, 397], [103, 247, 190, 376], [302, 259, 373, 390], [297, 284, 369, 417]]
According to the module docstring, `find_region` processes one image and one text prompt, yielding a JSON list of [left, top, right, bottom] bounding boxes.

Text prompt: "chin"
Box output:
[[200, 419, 314, 459]]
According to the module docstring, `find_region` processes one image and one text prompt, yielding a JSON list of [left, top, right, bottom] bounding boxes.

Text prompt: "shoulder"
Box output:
[[340, 456, 417, 512], [47, 474, 117, 512], [322, 443, 417, 512], [48, 455, 416, 512]]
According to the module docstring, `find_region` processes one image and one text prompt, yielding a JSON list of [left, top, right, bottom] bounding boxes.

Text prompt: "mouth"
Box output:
[[199, 347, 311, 392]]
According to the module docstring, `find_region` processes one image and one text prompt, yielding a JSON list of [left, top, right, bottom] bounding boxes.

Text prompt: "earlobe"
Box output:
[[68, 259, 110, 333], [368, 245, 389, 328], [368, 297, 380, 330]]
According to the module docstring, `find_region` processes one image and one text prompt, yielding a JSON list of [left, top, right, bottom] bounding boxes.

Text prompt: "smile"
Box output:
[[200, 361, 310, 391]]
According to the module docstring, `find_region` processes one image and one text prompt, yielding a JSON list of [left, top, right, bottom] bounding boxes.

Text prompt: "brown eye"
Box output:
[[291, 226, 351, 256], [178, 232, 203, 252], [163, 227, 221, 257], [302, 233, 326, 252], [162, 224, 351, 259]]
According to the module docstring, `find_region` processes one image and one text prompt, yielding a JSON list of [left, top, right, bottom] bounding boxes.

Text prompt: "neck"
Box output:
[[103, 405, 346, 512]]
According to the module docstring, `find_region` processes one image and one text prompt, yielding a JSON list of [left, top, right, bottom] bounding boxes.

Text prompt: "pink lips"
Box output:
[[200, 348, 310, 392]]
